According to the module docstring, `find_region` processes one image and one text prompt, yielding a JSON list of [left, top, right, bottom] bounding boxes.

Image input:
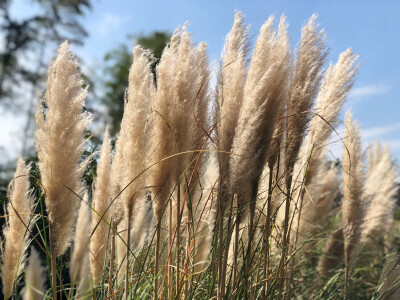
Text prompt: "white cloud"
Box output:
[[349, 84, 390, 99], [97, 13, 126, 36], [324, 122, 400, 161], [350, 84, 390, 97], [384, 139, 400, 151], [361, 122, 400, 140]]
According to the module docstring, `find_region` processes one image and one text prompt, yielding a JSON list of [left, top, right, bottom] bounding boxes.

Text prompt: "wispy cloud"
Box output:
[[97, 13, 126, 36], [361, 122, 400, 140], [325, 122, 400, 161], [349, 84, 390, 99], [384, 139, 400, 151]]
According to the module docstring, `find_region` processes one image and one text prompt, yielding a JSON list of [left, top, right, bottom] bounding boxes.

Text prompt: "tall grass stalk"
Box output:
[[4, 11, 400, 300]]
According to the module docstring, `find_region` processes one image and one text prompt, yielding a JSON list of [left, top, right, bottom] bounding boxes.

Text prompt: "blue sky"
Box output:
[[3, 0, 400, 163]]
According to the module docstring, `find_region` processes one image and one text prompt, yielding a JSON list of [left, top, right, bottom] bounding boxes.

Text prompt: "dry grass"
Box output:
[[1, 11, 399, 300]]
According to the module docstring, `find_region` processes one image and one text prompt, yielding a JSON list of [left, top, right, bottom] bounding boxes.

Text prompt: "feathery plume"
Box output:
[[216, 11, 249, 208], [35, 41, 91, 256], [362, 145, 398, 245], [110, 135, 126, 227], [296, 48, 359, 184], [1, 158, 35, 299], [368, 141, 382, 176], [278, 17, 327, 288], [186, 40, 211, 161], [152, 25, 209, 220], [121, 46, 155, 217], [151, 28, 181, 221], [76, 252, 92, 299], [70, 193, 91, 283], [285, 14, 327, 183], [309, 49, 358, 145], [230, 15, 291, 205], [296, 162, 340, 246], [291, 49, 358, 246], [229, 16, 291, 297], [23, 248, 46, 300], [316, 228, 344, 276], [116, 218, 129, 282], [90, 127, 112, 286], [342, 111, 365, 292], [193, 154, 218, 272]]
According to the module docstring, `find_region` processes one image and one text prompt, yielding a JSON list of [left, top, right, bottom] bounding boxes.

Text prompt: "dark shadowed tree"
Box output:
[[0, 0, 92, 188], [0, 0, 91, 101]]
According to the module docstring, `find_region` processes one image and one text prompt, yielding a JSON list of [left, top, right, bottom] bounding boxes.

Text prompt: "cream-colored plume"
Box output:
[[216, 11, 249, 208], [116, 218, 129, 282], [23, 248, 46, 300], [342, 111, 365, 273], [110, 135, 126, 227], [193, 154, 219, 272], [295, 48, 359, 185], [35, 41, 91, 256], [70, 193, 91, 283], [76, 252, 91, 299], [291, 49, 358, 246], [367, 141, 382, 177], [285, 14, 327, 185], [90, 127, 112, 286], [152, 25, 210, 221], [120, 46, 155, 218], [1, 158, 35, 299], [295, 162, 340, 246], [151, 28, 181, 220], [230, 15, 291, 206], [316, 228, 344, 276], [362, 144, 398, 246]]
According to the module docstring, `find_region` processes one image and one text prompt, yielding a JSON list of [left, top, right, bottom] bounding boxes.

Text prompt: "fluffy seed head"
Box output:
[[152, 26, 210, 220], [216, 10, 249, 185], [120, 46, 155, 217], [285, 14, 327, 184], [362, 144, 398, 244], [70, 193, 91, 283], [229, 15, 291, 204], [342, 111, 365, 266], [1, 158, 35, 299], [23, 248, 46, 300], [90, 127, 112, 286], [35, 41, 91, 256]]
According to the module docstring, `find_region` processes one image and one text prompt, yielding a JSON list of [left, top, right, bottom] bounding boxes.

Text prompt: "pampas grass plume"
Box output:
[[230, 15, 290, 204], [70, 193, 91, 283], [362, 144, 398, 244], [316, 228, 344, 276], [90, 127, 112, 286], [23, 248, 46, 300], [110, 135, 126, 227], [121, 46, 155, 217], [216, 11, 249, 203], [296, 48, 359, 184], [342, 111, 365, 291], [285, 14, 327, 181], [35, 41, 91, 256], [1, 158, 35, 299]]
